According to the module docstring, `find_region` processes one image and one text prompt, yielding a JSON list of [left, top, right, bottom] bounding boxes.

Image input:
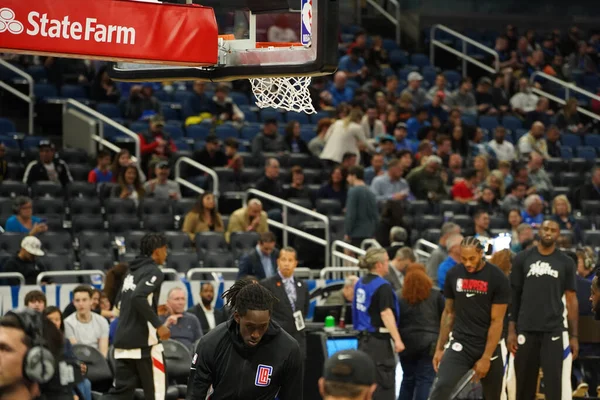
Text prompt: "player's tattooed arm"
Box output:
[[436, 299, 455, 351]]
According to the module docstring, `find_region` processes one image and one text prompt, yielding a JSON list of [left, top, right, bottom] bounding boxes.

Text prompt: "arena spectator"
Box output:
[[401, 72, 427, 108], [143, 161, 180, 200], [24, 290, 46, 312], [486, 169, 506, 198], [494, 35, 517, 68], [224, 137, 243, 173], [111, 148, 146, 183], [473, 155, 490, 183], [426, 222, 461, 285], [316, 166, 348, 208], [576, 247, 597, 280], [427, 74, 451, 102], [436, 233, 464, 288], [515, 36, 532, 67], [87, 150, 113, 184], [398, 264, 444, 400], [252, 118, 285, 157], [4, 196, 48, 235], [308, 118, 332, 157], [449, 125, 469, 158], [90, 65, 120, 103], [470, 127, 490, 158], [237, 231, 279, 279], [382, 75, 399, 103], [527, 151, 553, 199], [405, 107, 431, 141], [427, 92, 449, 123], [210, 84, 245, 125], [523, 50, 545, 77], [183, 81, 211, 120], [64, 285, 109, 357], [567, 41, 597, 77], [510, 78, 539, 117], [361, 104, 385, 139], [121, 84, 161, 121], [324, 275, 358, 306], [518, 121, 547, 159], [446, 153, 463, 184], [370, 158, 413, 203], [23, 140, 72, 187], [266, 14, 298, 42], [451, 168, 480, 203], [182, 192, 224, 242], [110, 164, 145, 206], [490, 73, 510, 113], [284, 121, 310, 154], [225, 199, 269, 242], [328, 71, 354, 106], [385, 226, 408, 259], [393, 123, 413, 152], [473, 210, 492, 238], [447, 78, 477, 115], [384, 247, 416, 293], [338, 47, 368, 81], [507, 208, 523, 245], [575, 167, 600, 207], [159, 287, 203, 351], [364, 153, 385, 185], [344, 166, 378, 247], [342, 152, 358, 169], [187, 282, 229, 334], [551, 195, 581, 243], [255, 158, 285, 211], [525, 97, 553, 128], [396, 92, 415, 122], [320, 109, 374, 165], [475, 77, 497, 115], [502, 182, 527, 213], [377, 135, 396, 167], [138, 114, 177, 172], [497, 160, 513, 187], [478, 186, 502, 215], [193, 134, 228, 169], [406, 156, 447, 202], [285, 166, 311, 200], [556, 98, 585, 134], [1, 236, 48, 285], [521, 194, 544, 227], [545, 125, 561, 158]]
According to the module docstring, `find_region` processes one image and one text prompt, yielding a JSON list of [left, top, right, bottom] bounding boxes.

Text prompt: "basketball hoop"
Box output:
[[250, 75, 315, 114]]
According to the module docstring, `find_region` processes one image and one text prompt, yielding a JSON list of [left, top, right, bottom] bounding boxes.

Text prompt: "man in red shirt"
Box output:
[[451, 168, 480, 203], [138, 114, 177, 176]]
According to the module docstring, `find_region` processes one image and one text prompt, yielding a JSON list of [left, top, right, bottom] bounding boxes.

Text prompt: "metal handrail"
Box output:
[[530, 71, 600, 122], [319, 267, 362, 280], [331, 240, 365, 267], [360, 238, 382, 250], [414, 238, 438, 262], [359, 0, 401, 44], [161, 268, 182, 281], [244, 189, 330, 264], [36, 270, 106, 285], [0, 272, 25, 286], [64, 99, 141, 161], [186, 268, 238, 281], [174, 157, 220, 197], [430, 25, 499, 77], [0, 60, 34, 133], [295, 267, 319, 280]]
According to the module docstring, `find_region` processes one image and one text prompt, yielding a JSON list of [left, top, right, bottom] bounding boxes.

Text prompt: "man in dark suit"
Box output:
[[237, 231, 279, 280], [187, 282, 229, 334], [384, 246, 415, 293], [261, 246, 310, 357]]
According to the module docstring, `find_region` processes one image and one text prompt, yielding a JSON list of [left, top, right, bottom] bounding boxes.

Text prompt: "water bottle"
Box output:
[[324, 315, 335, 332]]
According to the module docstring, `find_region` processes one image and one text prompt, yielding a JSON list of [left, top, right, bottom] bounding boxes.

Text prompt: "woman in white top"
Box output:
[[320, 108, 375, 164]]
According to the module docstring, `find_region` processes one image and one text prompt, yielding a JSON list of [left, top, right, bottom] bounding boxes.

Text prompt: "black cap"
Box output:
[[205, 134, 219, 144], [323, 350, 376, 386]]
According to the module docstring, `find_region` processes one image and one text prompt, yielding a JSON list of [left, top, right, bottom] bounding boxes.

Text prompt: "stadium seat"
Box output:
[[583, 230, 600, 247], [162, 124, 185, 140], [60, 148, 90, 164], [166, 252, 198, 273], [286, 112, 311, 124], [478, 116, 500, 132], [215, 124, 239, 141], [576, 146, 597, 161], [230, 91, 250, 106], [38, 232, 72, 255], [104, 198, 137, 215], [584, 134, 600, 148], [98, 183, 118, 200], [140, 199, 172, 216], [122, 230, 146, 254], [78, 231, 112, 254], [239, 106, 258, 123], [68, 164, 90, 182], [240, 168, 262, 189], [0, 232, 25, 254], [415, 215, 444, 231], [96, 103, 122, 118], [240, 125, 261, 141], [489, 215, 508, 230], [172, 91, 193, 104], [34, 83, 58, 101], [581, 201, 600, 216], [142, 215, 174, 232], [203, 250, 235, 269], [129, 121, 148, 134], [69, 198, 102, 216], [443, 70, 461, 88], [195, 232, 228, 257], [108, 215, 142, 233], [37, 214, 64, 231], [315, 199, 342, 215], [0, 136, 19, 149], [172, 198, 196, 217], [406, 200, 431, 215], [33, 198, 65, 215], [163, 339, 192, 383], [31, 181, 63, 198], [0, 197, 13, 216], [60, 84, 87, 99], [451, 214, 474, 233], [501, 115, 522, 131], [559, 172, 585, 187], [26, 65, 47, 81], [389, 49, 409, 67], [229, 232, 260, 259], [0, 118, 16, 135], [410, 53, 430, 67], [0, 181, 29, 198], [164, 231, 194, 253], [422, 229, 441, 244], [186, 125, 211, 140], [72, 344, 113, 391], [560, 147, 573, 159], [439, 200, 467, 215], [212, 167, 238, 192], [72, 215, 105, 233], [79, 252, 115, 272], [161, 105, 181, 121], [312, 111, 332, 125], [259, 108, 283, 122], [218, 192, 244, 215], [41, 253, 75, 280], [544, 158, 566, 174], [562, 134, 582, 148], [66, 182, 98, 199]]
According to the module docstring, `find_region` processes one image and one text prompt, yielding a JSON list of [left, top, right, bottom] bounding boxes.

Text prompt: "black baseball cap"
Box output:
[[38, 139, 54, 149], [323, 350, 376, 386]]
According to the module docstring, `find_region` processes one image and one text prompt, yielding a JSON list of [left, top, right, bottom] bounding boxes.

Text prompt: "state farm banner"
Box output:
[[0, 0, 218, 66]]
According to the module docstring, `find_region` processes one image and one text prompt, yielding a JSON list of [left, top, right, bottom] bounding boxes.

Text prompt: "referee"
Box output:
[[186, 279, 303, 400], [428, 237, 510, 400], [353, 247, 404, 400], [508, 219, 578, 400], [319, 350, 377, 400]]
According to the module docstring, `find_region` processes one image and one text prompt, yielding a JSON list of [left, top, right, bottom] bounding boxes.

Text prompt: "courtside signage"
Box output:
[[0, 0, 218, 65]]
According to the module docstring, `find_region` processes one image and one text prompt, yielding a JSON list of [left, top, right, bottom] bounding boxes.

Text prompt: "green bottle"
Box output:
[[324, 315, 335, 332]]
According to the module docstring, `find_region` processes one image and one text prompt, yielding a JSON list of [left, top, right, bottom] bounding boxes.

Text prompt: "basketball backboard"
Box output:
[[107, 0, 338, 82]]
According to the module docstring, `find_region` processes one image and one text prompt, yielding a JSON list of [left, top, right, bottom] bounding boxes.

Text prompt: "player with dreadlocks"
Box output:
[[186, 278, 303, 400], [428, 236, 510, 400], [105, 233, 171, 400]]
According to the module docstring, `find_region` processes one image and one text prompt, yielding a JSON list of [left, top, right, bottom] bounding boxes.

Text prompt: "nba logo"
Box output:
[[255, 364, 273, 387], [300, 0, 312, 46], [456, 278, 463, 292]]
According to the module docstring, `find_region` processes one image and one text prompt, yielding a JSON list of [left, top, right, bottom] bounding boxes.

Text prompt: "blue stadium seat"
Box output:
[[96, 103, 121, 118], [389, 49, 409, 67], [60, 84, 87, 99], [240, 125, 261, 141], [173, 140, 191, 151], [161, 105, 180, 121], [410, 53, 430, 68], [215, 124, 239, 141], [461, 114, 477, 126], [259, 108, 283, 122], [501, 115, 522, 131], [576, 146, 597, 161], [478, 116, 499, 132], [22, 135, 45, 150], [230, 91, 250, 106], [311, 111, 331, 124], [300, 127, 316, 142], [34, 83, 58, 101], [561, 133, 581, 148], [186, 125, 211, 140], [129, 121, 148, 133], [0, 118, 16, 135], [443, 70, 461, 88], [583, 75, 600, 92], [514, 129, 528, 141], [162, 124, 185, 140], [172, 91, 193, 104], [153, 90, 171, 102], [0, 135, 18, 149], [26, 65, 47, 82], [585, 134, 600, 148], [560, 147, 573, 159], [382, 38, 399, 51], [422, 68, 437, 86], [239, 106, 258, 123], [286, 112, 310, 124]]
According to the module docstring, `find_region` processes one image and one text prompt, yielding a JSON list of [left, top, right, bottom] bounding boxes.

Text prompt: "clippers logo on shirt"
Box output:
[[255, 364, 273, 387], [526, 260, 559, 278], [456, 278, 488, 294]]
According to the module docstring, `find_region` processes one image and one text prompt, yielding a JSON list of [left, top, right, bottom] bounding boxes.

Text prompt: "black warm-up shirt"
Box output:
[[444, 262, 510, 343], [510, 247, 576, 333]]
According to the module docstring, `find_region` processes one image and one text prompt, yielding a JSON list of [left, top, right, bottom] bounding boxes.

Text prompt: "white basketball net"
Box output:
[[249, 76, 316, 114]]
